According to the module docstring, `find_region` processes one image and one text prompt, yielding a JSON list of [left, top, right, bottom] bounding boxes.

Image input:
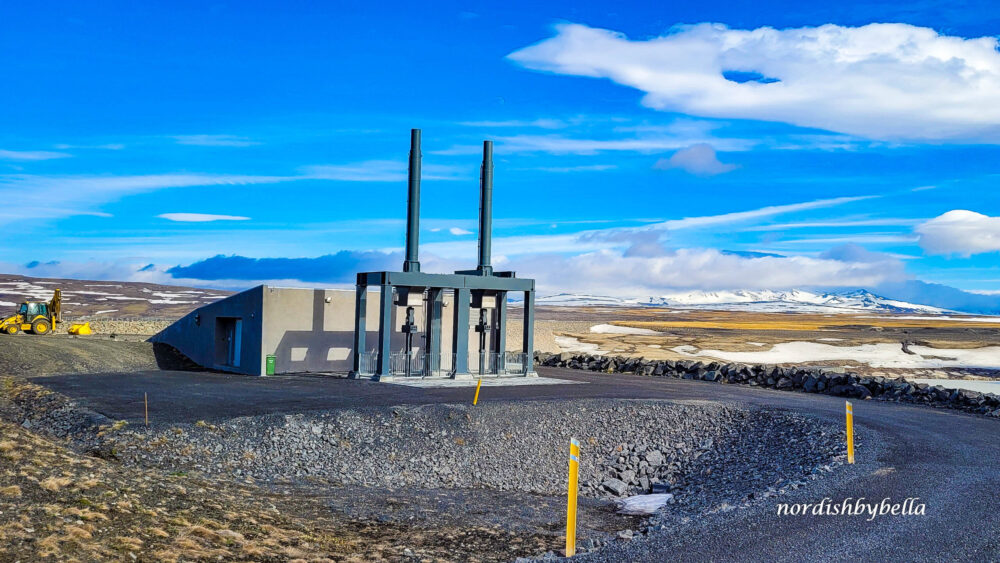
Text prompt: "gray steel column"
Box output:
[[522, 290, 534, 372], [375, 284, 393, 378], [426, 288, 443, 375], [403, 129, 421, 273], [350, 283, 367, 377], [492, 290, 507, 356], [477, 140, 493, 275], [452, 288, 470, 376]]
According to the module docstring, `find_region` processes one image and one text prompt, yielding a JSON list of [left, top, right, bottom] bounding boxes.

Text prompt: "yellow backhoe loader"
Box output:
[[1, 289, 61, 335]]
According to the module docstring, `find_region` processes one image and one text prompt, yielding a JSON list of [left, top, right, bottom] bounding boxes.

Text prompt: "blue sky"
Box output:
[[2, 1, 1000, 310]]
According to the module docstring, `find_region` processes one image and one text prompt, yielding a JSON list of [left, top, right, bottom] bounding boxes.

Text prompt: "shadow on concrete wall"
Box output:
[[272, 289, 384, 374], [151, 342, 202, 371]]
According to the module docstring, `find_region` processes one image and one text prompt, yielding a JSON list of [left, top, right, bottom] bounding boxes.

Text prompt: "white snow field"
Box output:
[[675, 342, 1000, 369]]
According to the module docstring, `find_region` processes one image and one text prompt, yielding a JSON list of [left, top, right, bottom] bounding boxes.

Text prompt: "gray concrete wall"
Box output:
[[262, 287, 377, 374], [154, 285, 525, 376], [151, 285, 265, 376], [260, 287, 461, 375]]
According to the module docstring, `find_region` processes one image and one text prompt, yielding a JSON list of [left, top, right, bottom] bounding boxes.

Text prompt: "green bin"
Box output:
[[265, 355, 276, 376]]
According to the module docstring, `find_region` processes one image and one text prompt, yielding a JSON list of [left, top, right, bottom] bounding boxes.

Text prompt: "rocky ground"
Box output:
[[88, 401, 844, 508], [2, 362, 847, 560]]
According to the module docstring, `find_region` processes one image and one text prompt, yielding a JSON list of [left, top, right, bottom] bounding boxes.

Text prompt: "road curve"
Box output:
[[532, 368, 1000, 562]]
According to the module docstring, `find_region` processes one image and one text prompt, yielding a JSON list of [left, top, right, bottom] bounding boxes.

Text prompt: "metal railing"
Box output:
[[389, 351, 426, 377], [472, 352, 530, 376], [503, 351, 529, 375], [355, 350, 378, 376], [355, 350, 529, 378]]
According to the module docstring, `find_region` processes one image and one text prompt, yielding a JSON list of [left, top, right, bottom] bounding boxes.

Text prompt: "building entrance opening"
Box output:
[[215, 317, 243, 368]]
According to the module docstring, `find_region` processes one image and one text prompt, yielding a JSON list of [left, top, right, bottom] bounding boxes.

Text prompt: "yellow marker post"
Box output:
[[846, 401, 855, 464], [566, 437, 580, 557], [473, 378, 483, 405], [144, 392, 149, 427]]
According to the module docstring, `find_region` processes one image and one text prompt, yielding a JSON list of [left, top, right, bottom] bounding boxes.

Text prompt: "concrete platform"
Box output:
[[385, 376, 581, 388]]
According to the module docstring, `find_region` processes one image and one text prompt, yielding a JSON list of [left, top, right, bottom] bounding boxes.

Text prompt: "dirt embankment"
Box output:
[[0, 335, 195, 377]]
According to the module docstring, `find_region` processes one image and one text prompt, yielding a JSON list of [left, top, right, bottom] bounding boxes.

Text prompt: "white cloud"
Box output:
[[448, 227, 473, 235], [513, 247, 904, 295], [509, 23, 1000, 142], [916, 210, 1000, 256], [0, 149, 72, 161], [172, 135, 259, 147], [653, 144, 737, 175], [158, 213, 251, 222]]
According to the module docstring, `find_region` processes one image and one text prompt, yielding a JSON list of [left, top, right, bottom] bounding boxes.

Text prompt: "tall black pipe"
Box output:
[[403, 129, 421, 272], [478, 140, 493, 275]]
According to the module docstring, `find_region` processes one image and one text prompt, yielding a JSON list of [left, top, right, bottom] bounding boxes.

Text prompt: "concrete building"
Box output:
[[152, 129, 536, 380], [151, 285, 528, 377]]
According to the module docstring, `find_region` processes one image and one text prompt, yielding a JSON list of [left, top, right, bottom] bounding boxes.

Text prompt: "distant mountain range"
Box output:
[[533, 289, 955, 315]]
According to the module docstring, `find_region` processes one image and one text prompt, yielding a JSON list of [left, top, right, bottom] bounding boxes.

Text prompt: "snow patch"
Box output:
[[616, 494, 674, 515], [555, 336, 606, 355]]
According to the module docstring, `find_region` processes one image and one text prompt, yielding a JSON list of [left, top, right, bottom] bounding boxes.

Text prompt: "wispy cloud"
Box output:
[[420, 195, 875, 260], [435, 133, 754, 156], [0, 157, 473, 226], [157, 213, 251, 222], [742, 218, 922, 231], [530, 164, 617, 173], [53, 143, 125, 150], [778, 234, 920, 245], [0, 149, 72, 161], [460, 118, 567, 129], [647, 196, 876, 231], [0, 173, 294, 226], [448, 227, 473, 235], [301, 160, 468, 182], [172, 134, 260, 147]]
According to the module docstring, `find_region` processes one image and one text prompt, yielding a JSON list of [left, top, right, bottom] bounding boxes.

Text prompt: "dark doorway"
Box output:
[[215, 317, 243, 367]]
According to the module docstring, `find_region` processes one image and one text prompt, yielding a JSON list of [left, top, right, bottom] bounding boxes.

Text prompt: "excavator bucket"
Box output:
[[68, 322, 92, 335]]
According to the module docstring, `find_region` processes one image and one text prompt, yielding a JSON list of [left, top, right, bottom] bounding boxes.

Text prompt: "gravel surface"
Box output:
[[92, 400, 844, 516]]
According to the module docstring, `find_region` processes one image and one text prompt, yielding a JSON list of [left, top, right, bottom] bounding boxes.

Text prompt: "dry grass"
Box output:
[[0, 485, 21, 497], [0, 375, 564, 562]]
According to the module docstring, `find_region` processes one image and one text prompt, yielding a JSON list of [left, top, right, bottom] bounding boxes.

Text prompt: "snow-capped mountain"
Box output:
[[531, 289, 953, 315]]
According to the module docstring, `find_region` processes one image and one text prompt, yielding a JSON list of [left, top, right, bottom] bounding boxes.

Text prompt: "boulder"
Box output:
[[602, 478, 628, 496]]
